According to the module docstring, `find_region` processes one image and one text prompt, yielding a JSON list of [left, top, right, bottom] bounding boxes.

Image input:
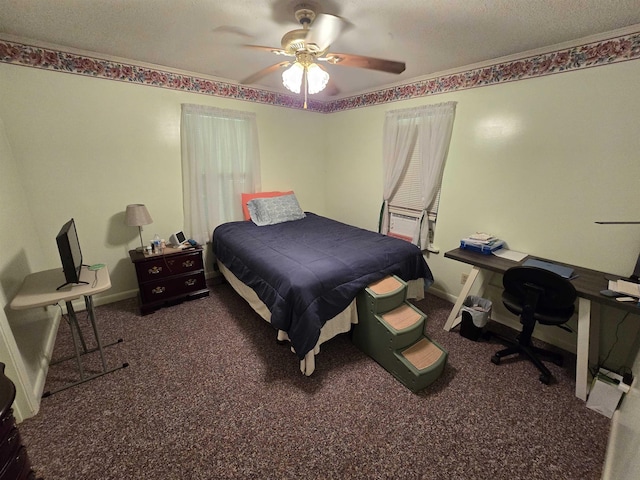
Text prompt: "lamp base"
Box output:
[[136, 227, 146, 253]]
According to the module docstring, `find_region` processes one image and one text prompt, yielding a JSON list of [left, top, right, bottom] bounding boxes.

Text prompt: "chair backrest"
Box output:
[[503, 266, 577, 310]]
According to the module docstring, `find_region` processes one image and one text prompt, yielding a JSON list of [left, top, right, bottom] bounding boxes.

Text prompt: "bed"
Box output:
[[213, 209, 434, 375]]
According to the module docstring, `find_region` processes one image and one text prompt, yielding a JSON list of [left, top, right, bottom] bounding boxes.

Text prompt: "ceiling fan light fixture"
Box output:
[[243, 6, 406, 98], [306, 63, 329, 94], [282, 61, 329, 95], [282, 62, 304, 93]]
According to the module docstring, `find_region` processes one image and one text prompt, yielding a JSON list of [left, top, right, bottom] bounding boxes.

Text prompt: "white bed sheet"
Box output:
[[217, 260, 424, 375]]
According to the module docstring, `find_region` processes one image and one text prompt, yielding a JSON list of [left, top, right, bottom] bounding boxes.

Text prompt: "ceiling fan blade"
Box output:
[[240, 61, 291, 85], [212, 26, 253, 39], [322, 52, 406, 74], [324, 78, 340, 96], [316, 63, 340, 96], [305, 14, 347, 52], [243, 45, 292, 56]]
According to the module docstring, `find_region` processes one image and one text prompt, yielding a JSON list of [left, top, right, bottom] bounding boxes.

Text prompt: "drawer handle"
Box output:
[[185, 278, 197, 287], [6, 427, 19, 444], [148, 266, 163, 275], [152, 286, 166, 295], [182, 260, 195, 268]]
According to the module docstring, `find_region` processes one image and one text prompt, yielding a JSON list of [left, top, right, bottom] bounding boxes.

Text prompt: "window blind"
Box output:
[[389, 131, 441, 220]]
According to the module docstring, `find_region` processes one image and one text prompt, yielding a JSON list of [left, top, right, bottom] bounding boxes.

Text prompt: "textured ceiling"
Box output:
[[1, 0, 640, 99]]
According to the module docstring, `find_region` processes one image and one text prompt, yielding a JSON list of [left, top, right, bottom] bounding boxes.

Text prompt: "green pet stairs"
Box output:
[[352, 276, 447, 392]]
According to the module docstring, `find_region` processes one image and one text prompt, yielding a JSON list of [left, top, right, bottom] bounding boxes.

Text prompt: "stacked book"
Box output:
[[460, 232, 504, 254], [608, 279, 640, 299]]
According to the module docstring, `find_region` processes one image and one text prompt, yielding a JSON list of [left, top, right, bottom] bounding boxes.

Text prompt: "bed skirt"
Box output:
[[217, 260, 424, 376]]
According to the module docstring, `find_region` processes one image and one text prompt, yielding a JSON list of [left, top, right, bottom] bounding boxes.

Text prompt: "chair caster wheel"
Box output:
[[539, 374, 550, 384], [491, 355, 501, 365]]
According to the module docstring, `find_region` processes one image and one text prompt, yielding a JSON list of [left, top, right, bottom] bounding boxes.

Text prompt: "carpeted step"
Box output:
[[354, 275, 421, 353], [393, 336, 448, 392], [400, 337, 446, 371], [361, 275, 407, 314], [379, 302, 425, 349]]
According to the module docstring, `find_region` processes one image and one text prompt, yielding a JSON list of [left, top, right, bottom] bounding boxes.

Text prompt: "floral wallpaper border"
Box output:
[[1, 31, 639, 113]]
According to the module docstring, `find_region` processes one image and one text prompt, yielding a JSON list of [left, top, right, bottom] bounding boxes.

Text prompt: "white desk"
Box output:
[[10, 265, 128, 396], [444, 248, 640, 401]]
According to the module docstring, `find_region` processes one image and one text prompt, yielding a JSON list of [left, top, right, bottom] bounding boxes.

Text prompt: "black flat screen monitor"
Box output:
[[56, 218, 87, 290], [631, 252, 640, 283]]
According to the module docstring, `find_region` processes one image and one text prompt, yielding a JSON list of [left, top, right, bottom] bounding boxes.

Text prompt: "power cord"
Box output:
[[88, 263, 105, 288], [589, 311, 631, 378], [619, 366, 635, 386]]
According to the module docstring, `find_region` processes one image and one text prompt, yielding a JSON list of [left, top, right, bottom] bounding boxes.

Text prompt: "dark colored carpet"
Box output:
[[18, 282, 610, 479]]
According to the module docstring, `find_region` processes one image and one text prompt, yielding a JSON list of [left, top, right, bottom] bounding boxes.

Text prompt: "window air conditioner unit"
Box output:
[[388, 207, 420, 243]]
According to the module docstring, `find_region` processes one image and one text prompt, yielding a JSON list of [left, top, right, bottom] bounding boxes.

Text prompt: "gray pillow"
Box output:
[[247, 193, 306, 226]]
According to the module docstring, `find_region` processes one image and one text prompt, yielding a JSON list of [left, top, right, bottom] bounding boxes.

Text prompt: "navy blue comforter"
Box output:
[[213, 213, 433, 359]]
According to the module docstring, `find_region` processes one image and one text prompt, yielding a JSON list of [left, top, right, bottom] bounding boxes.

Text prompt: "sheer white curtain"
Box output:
[[380, 102, 456, 246], [181, 104, 261, 244], [380, 111, 419, 234]]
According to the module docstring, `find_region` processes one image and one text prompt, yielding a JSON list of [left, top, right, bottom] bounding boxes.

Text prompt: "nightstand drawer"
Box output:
[[129, 245, 208, 315], [139, 271, 206, 303], [0, 427, 21, 472], [1, 445, 30, 480], [0, 410, 14, 440], [135, 251, 204, 283]]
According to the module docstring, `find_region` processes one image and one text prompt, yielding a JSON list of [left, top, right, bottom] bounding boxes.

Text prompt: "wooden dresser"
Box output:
[[129, 245, 209, 315], [0, 363, 36, 480]]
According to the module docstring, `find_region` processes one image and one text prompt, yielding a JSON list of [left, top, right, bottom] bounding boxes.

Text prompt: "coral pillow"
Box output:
[[241, 191, 293, 220]]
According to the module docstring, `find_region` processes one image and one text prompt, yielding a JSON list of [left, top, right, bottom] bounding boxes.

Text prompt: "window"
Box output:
[[380, 102, 456, 250], [388, 131, 442, 249], [181, 104, 260, 244]]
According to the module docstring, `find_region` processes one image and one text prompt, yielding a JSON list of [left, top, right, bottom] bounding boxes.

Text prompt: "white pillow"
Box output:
[[247, 193, 306, 226]]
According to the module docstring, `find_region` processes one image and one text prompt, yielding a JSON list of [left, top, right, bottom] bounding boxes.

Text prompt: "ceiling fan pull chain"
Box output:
[[303, 67, 309, 109]]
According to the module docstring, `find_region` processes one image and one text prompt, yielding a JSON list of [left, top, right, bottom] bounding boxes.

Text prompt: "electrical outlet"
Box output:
[[461, 273, 469, 284]]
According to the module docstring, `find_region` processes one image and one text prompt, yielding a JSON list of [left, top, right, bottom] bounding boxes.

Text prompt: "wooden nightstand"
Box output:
[[1, 362, 37, 479], [129, 245, 209, 315]]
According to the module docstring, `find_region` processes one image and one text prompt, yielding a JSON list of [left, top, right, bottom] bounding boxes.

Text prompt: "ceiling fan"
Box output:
[[241, 3, 406, 108]]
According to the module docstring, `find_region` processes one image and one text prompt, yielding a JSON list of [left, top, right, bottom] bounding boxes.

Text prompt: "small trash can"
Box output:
[[459, 295, 492, 341]]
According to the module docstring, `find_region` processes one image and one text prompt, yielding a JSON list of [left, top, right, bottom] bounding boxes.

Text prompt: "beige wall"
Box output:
[[323, 65, 640, 480], [325, 60, 640, 361], [325, 61, 640, 288], [603, 332, 640, 480], [0, 65, 327, 299], [0, 111, 52, 421], [0, 63, 327, 417], [1, 53, 639, 426]]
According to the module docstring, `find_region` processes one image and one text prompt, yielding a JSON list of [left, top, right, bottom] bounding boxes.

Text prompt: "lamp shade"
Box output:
[[125, 204, 153, 227], [282, 62, 329, 95], [282, 62, 304, 93], [306, 63, 329, 94]]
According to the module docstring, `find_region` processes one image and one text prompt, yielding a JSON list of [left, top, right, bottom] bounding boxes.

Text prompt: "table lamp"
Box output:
[[125, 204, 153, 251]]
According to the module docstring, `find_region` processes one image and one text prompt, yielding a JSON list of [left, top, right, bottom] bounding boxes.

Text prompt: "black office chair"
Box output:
[[491, 266, 577, 384]]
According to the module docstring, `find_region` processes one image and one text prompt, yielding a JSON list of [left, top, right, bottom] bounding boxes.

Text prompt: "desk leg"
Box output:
[[42, 297, 128, 398], [576, 298, 599, 401], [65, 300, 85, 381], [443, 266, 483, 331], [84, 295, 108, 372]]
